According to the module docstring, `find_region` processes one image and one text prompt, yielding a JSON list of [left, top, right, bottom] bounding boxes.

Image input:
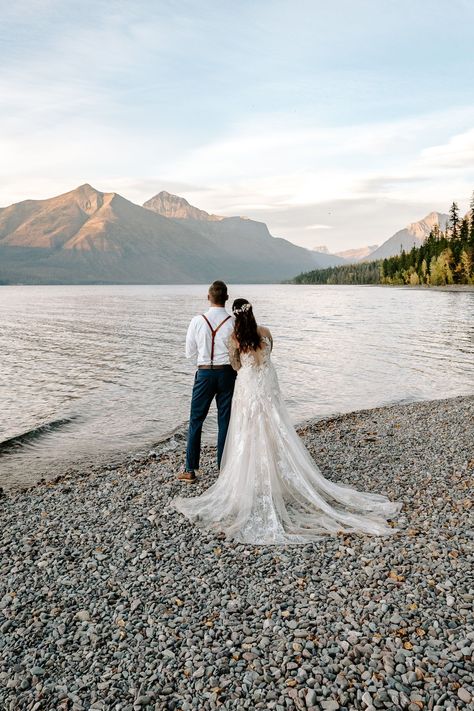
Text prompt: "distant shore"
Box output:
[[1, 394, 473, 709], [288, 282, 474, 290], [399, 283, 474, 291]]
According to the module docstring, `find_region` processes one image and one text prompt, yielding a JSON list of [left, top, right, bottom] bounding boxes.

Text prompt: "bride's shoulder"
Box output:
[[258, 325, 273, 347]]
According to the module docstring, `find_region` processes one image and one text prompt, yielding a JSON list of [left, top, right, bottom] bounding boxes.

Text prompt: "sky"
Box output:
[[1, 0, 474, 251]]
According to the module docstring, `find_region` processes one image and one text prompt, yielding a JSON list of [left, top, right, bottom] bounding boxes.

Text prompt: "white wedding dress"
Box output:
[[172, 336, 402, 544]]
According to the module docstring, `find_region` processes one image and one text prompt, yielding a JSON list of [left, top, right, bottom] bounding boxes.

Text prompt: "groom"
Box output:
[[178, 280, 236, 483]]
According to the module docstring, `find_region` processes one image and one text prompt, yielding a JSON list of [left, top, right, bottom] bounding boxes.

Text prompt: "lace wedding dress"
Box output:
[[172, 336, 402, 544]]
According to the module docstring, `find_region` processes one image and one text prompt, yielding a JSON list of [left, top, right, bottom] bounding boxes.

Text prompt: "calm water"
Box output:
[[1, 284, 473, 488]]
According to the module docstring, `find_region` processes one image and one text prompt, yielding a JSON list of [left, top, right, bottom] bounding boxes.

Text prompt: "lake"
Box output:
[[1, 284, 473, 488]]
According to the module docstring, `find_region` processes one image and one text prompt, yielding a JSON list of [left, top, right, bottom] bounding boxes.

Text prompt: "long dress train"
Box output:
[[172, 336, 402, 544]]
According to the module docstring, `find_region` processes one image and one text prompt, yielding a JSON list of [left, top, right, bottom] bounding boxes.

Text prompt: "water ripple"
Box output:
[[1, 284, 473, 487]]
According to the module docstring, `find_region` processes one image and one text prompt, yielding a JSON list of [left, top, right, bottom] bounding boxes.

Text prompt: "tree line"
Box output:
[[292, 194, 474, 286]]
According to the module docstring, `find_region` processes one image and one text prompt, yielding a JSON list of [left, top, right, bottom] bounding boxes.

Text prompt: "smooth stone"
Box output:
[[75, 611, 91, 622], [457, 688, 472, 703], [30, 667, 45, 676]]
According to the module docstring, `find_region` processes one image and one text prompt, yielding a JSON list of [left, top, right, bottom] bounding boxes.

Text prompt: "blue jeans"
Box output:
[[185, 366, 236, 471]]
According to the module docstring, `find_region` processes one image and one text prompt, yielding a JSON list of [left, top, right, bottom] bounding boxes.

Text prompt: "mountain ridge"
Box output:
[[1, 185, 451, 283], [366, 211, 450, 261], [143, 190, 224, 222], [0, 184, 344, 284]]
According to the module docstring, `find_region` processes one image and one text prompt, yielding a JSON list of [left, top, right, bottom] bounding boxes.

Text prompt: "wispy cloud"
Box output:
[[305, 224, 333, 230]]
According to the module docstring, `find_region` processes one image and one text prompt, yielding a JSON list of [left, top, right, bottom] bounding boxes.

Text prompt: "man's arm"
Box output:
[[185, 318, 198, 360]]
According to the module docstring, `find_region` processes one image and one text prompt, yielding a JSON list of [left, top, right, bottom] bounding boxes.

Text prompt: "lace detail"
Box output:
[[226, 334, 241, 371], [239, 335, 273, 370], [172, 333, 402, 544]]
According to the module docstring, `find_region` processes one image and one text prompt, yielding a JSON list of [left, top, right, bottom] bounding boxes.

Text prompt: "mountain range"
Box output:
[[315, 212, 450, 264], [0, 185, 344, 284], [0, 184, 453, 284], [313, 244, 380, 260], [335, 245, 379, 261], [365, 211, 449, 261]]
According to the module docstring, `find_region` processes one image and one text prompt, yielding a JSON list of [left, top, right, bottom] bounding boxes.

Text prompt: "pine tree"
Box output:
[[449, 201, 460, 239], [470, 191, 474, 246], [451, 216, 468, 279]]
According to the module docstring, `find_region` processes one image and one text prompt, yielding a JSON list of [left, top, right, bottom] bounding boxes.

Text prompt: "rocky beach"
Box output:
[[1, 395, 473, 711]]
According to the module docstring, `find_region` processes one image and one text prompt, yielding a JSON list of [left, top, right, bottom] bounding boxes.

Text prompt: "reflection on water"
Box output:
[[1, 284, 473, 487]]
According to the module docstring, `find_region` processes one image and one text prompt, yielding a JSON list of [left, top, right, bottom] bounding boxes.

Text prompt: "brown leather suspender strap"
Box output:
[[202, 314, 231, 365]]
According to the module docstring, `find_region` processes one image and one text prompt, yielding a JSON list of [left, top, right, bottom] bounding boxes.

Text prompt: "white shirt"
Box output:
[[186, 307, 235, 366]]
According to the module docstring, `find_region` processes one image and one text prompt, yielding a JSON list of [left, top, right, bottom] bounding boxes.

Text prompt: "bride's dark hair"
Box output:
[[232, 298, 261, 353]]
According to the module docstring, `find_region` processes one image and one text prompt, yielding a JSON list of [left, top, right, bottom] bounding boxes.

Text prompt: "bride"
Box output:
[[172, 299, 402, 544]]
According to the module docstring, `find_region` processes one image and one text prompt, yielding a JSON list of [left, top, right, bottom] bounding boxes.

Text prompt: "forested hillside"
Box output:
[[292, 196, 474, 286]]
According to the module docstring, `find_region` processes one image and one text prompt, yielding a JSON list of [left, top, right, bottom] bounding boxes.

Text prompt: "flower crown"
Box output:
[[233, 302, 252, 315]]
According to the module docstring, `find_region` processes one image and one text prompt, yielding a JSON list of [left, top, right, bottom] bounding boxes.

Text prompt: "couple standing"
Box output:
[[172, 281, 402, 544]]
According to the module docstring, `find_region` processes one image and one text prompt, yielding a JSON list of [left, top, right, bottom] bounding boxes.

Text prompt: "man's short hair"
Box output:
[[208, 280, 228, 305]]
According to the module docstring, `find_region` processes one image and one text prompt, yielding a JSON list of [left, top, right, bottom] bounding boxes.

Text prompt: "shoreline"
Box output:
[[398, 284, 474, 292], [1, 394, 473, 709], [289, 283, 474, 291], [2, 393, 472, 494]]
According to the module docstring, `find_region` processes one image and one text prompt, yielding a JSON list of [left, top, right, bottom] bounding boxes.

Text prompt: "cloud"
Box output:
[[417, 127, 474, 169], [305, 224, 333, 230], [160, 106, 474, 213], [246, 196, 443, 250]]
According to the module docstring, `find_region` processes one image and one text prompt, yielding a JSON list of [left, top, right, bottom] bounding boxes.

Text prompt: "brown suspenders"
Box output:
[[202, 314, 232, 366]]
